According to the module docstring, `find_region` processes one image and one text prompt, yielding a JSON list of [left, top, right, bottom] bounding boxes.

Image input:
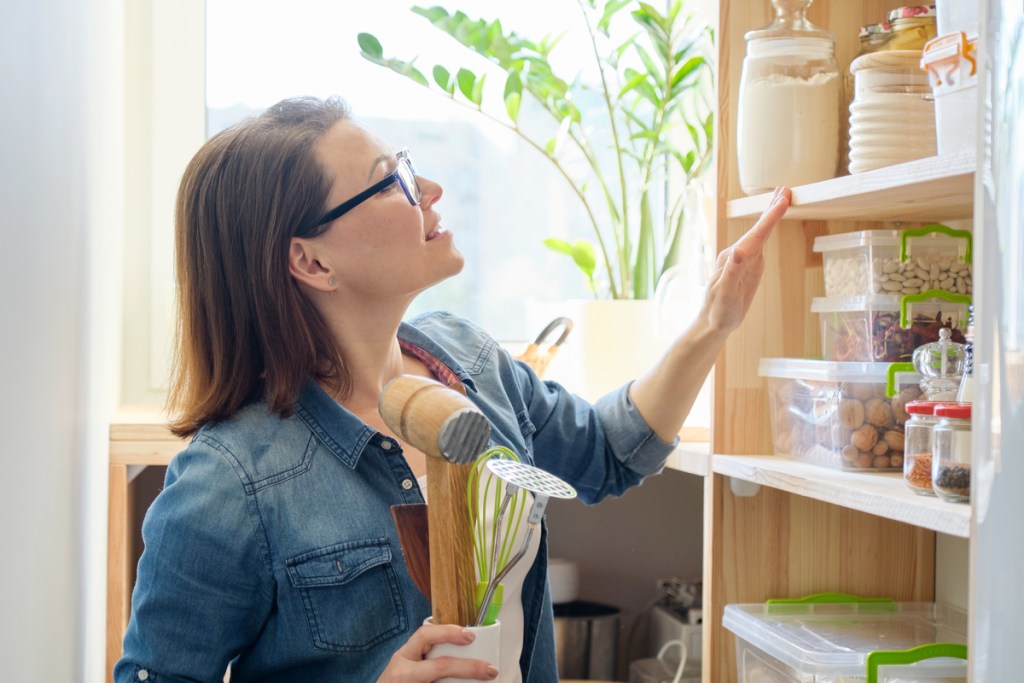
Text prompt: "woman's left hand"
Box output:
[[700, 186, 791, 335]]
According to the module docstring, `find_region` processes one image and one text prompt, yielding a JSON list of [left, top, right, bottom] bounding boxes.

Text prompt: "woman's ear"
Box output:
[[289, 238, 334, 291]]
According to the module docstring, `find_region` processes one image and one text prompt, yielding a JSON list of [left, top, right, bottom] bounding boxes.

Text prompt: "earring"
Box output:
[[328, 277, 336, 287]]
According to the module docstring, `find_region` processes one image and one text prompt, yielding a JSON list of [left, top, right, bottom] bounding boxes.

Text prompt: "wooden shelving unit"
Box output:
[[703, 1, 972, 680]]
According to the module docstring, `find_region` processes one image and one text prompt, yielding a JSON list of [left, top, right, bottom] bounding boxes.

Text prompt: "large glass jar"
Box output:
[[932, 402, 972, 503], [737, 0, 841, 195], [903, 400, 942, 495]]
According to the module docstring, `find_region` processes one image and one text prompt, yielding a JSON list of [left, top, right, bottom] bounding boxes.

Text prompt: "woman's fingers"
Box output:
[[380, 624, 498, 682], [731, 187, 792, 264]]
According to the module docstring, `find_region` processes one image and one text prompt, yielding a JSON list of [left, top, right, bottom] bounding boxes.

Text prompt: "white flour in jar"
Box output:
[[738, 71, 840, 194]]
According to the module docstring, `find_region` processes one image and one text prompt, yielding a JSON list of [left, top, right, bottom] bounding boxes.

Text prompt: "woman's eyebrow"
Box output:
[[368, 153, 392, 181]]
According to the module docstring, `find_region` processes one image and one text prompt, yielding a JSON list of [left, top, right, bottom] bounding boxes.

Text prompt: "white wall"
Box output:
[[0, 1, 123, 680]]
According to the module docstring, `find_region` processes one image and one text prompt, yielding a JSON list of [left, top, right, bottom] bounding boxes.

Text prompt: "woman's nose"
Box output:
[[418, 175, 443, 209]]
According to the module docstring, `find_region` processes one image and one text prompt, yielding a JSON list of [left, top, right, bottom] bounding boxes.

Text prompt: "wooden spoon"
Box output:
[[391, 503, 430, 602]]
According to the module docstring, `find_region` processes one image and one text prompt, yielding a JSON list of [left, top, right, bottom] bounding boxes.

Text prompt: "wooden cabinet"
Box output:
[[697, 1, 975, 680]]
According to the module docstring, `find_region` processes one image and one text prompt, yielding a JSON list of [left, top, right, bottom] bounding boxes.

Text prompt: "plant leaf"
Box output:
[[357, 32, 383, 58], [433, 65, 455, 94], [543, 238, 597, 284], [503, 70, 523, 121], [456, 67, 477, 101]]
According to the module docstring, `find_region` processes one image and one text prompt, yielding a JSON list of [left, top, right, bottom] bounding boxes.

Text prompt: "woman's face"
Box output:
[[309, 119, 464, 301]]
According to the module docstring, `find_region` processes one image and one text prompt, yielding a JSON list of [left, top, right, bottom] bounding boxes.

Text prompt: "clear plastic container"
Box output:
[[812, 293, 970, 363], [813, 226, 973, 299], [903, 401, 943, 495], [723, 599, 967, 682], [932, 402, 972, 503], [737, 0, 840, 194], [934, 0, 978, 38], [848, 50, 936, 174], [921, 32, 978, 156], [760, 359, 922, 471]]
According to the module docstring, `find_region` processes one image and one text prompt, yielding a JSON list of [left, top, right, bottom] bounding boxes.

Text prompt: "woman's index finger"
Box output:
[[733, 187, 791, 259]]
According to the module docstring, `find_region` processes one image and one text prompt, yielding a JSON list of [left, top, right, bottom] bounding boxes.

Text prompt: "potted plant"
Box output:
[[357, 0, 714, 301]]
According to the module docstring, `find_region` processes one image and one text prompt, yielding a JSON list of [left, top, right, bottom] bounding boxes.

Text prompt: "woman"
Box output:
[[115, 96, 791, 683]]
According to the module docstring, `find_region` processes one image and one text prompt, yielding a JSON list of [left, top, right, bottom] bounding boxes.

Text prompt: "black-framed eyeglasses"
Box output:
[[312, 149, 421, 228]]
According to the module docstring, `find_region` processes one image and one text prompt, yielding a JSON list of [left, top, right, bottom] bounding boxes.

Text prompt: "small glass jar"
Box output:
[[932, 402, 972, 503], [858, 22, 892, 56], [737, 0, 840, 194], [883, 6, 937, 51], [904, 401, 942, 495]]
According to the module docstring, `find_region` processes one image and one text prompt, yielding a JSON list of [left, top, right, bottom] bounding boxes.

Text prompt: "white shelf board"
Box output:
[[712, 454, 971, 538], [665, 442, 710, 476], [727, 151, 975, 222]]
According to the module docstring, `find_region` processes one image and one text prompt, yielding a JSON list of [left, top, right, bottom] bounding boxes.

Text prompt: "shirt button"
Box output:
[[137, 671, 149, 681], [380, 440, 393, 451], [401, 479, 414, 490]]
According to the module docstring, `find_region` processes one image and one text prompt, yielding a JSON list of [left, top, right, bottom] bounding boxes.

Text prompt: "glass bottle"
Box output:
[[932, 402, 972, 503], [903, 400, 942, 495], [883, 6, 938, 51], [737, 0, 840, 195], [912, 326, 967, 400], [956, 304, 975, 402]]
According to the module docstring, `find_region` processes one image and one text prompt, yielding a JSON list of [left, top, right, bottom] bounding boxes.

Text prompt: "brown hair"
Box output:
[[168, 96, 352, 437]]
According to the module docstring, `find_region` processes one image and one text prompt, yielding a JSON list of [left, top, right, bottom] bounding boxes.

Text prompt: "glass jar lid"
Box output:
[[905, 400, 944, 415], [746, 0, 833, 41], [934, 402, 972, 419], [888, 5, 937, 23], [859, 22, 892, 39]]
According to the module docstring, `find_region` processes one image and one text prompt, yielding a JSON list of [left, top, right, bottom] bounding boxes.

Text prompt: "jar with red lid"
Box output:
[[904, 401, 943, 495], [931, 402, 972, 503]]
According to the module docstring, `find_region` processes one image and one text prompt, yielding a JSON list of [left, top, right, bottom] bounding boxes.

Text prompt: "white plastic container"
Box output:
[[934, 0, 979, 38], [811, 293, 971, 363], [760, 358, 921, 471], [813, 227, 972, 299], [723, 600, 968, 683], [921, 33, 978, 156]]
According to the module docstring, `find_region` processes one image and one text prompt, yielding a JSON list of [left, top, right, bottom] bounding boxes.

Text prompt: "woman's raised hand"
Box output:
[[700, 187, 792, 334]]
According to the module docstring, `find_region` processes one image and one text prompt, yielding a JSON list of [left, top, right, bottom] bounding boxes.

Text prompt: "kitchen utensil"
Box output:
[[390, 503, 430, 601], [475, 459, 576, 626], [379, 375, 492, 626], [467, 446, 527, 625], [515, 316, 573, 379]]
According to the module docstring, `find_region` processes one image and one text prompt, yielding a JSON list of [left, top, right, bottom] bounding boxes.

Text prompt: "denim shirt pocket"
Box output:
[[286, 538, 406, 652]]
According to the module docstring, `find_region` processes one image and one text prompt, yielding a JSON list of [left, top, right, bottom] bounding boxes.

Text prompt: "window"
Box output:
[[205, 0, 599, 341]]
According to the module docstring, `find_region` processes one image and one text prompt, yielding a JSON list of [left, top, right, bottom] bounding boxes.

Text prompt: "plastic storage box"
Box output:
[[760, 358, 922, 471], [723, 599, 968, 683], [921, 33, 978, 157], [812, 293, 970, 363], [813, 227, 972, 299]]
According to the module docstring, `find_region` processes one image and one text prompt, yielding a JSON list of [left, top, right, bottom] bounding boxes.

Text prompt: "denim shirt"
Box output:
[[115, 312, 676, 683]]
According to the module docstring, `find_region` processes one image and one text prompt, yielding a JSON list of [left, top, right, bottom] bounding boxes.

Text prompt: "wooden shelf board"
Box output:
[[712, 454, 971, 538], [727, 151, 975, 222], [665, 442, 710, 476]]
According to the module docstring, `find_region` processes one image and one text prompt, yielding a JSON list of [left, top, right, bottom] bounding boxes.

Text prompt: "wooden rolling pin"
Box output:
[[378, 375, 491, 627]]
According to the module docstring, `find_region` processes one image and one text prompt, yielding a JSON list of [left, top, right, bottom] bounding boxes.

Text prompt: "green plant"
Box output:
[[358, 0, 713, 299]]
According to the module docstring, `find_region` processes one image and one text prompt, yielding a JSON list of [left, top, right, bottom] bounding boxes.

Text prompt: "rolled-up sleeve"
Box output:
[[512, 359, 677, 503]]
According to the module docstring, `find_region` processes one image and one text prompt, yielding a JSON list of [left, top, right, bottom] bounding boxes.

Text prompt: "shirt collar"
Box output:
[[294, 321, 476, 469]]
